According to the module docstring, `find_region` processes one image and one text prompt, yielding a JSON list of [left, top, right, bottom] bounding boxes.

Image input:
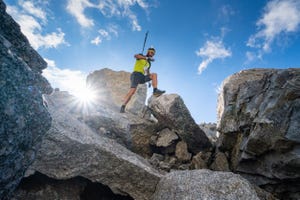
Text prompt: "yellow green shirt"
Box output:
[[133, 58, 150, 74]]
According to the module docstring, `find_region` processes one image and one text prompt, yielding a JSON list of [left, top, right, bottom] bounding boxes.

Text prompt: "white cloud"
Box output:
[[247, 0, 300, 55], [114, 0, 148, 31], [128, 13, 142, 31], [213, 82, 222, 94], [44, 58, 56, 67], [66, 0, 150, 31], [40, 29, 66, 48], [196, 40, 231, 74], [6, 3, 67, 50], [108, 24, 119, 37], [20, 0, 47, 22], [245, 51, 257, 63], [91, 36, 102, 45], [97, 0, 121, 16], [220, 27, 230, 38], [219, 4, 235, 22], [220, 5, 235, 17], [98, 29, 109, 38], [66, 0, 95, 28], [90, 24, 119, 45], [42, 59, 88, 95]]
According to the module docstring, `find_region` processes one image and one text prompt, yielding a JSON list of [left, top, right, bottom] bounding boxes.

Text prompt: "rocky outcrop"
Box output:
[[199, 122, 218, 144], [10, 67, 283, 199], [86, 68, 147, 115], [217, 68, 300, 199], [26, 93, 163, 200], [5, 0, 296, 198], [45, 90, 152, 150], [148, 94, 212, 154], [0, 1, 52, 199], [152, 169, 260, 200], [0, 0, 47, 72], [4, 1, 296, 196], [18, 88, 267, 199]]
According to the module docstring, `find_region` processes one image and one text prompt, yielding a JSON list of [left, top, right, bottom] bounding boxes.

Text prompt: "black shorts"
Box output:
[[130, 72, 151, 88]]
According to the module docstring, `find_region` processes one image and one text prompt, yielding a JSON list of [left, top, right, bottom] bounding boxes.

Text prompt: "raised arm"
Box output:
[[134, 54, 148, 60]]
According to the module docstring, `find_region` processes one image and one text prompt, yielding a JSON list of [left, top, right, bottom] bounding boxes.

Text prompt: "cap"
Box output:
[[147, 47, 156, 54]]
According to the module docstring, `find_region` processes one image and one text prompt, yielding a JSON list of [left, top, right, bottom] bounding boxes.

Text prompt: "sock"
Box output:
[[153, 88, 157, 92]]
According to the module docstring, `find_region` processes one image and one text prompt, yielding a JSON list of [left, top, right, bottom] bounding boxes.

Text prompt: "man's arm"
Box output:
[[134, 54, 148, 60]]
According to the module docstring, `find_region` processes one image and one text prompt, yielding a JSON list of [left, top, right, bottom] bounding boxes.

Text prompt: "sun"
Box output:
[[74, 86, 97, 104]]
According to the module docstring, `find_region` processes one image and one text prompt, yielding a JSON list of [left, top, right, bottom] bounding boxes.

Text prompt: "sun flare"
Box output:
[[74, 86, 97, 104]]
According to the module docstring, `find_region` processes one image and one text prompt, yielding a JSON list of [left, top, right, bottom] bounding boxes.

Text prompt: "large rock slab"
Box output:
[[46, 90, 158, 157], [27, 94, 163, 200], [148, 94, 212, 154], [217, 68, 300, 199], [0, 1, 52, 199], [86, 68, 147, 115], [152, 169, 260, 200]]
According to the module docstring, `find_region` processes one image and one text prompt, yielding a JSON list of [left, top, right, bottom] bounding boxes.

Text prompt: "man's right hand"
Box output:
[[146, 57, 155, 62]]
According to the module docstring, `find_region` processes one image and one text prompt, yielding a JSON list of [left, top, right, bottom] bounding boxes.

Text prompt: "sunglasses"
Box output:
[[148, 50, 155, 55]]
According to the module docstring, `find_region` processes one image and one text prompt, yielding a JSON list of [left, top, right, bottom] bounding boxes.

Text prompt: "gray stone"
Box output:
[[191, 151, 212, 169], [210, 151, 230, 172], [27, 96, 162, 200], [129, 122, 158, 157], [152, 169, 260, 200], [156, 128, 178, 147], [151, 128, 179, 154], [217, 68, 300, 198], [175, 141, 192, 162], [178, 163, 191, 170], [0, 1, 47, 72], [149, 153, 164, 167], [0, 1, 52, 199], [45, 90, 157, 156], [199, 122, 218, 144], [148, 94, 212, 154]]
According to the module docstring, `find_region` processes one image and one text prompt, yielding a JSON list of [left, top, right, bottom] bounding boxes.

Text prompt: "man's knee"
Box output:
[[150, 73, 157, 78], [130, 88, 137, 94]]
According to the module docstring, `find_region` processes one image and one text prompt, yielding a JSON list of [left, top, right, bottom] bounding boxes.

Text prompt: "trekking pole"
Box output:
[[141, 31, 149, 54], [141, 31, 152, 88]]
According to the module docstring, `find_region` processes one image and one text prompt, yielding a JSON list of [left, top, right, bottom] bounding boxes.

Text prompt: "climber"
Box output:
[[120, 47, 165, 113]]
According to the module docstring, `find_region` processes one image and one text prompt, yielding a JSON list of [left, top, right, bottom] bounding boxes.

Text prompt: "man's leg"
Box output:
[[123, 88, 136, 105], [120, 72, 141, 113], [149, 73, 158, 88], [120, 87, 136, 113], [149, 73, 165, 96]]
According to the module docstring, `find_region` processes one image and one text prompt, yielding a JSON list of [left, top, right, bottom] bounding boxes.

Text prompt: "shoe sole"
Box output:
[[153, 93, 164, 97]]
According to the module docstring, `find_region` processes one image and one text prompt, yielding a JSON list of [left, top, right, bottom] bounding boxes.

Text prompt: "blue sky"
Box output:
[[4, 0, 300, 123]]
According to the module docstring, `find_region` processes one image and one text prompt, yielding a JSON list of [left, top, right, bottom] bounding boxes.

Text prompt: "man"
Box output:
[[120, 47, 165, 113]]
